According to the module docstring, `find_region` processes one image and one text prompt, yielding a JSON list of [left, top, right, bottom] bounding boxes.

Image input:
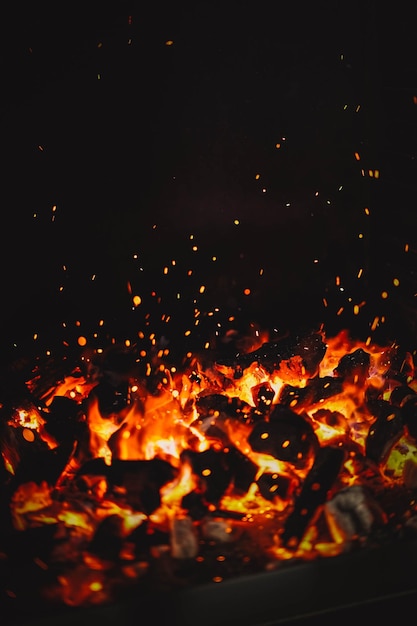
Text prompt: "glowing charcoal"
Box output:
[[248, 405, 319, 469]]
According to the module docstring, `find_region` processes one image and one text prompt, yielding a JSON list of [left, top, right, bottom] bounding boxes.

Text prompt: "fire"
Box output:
[[2, 327, 417, 608]]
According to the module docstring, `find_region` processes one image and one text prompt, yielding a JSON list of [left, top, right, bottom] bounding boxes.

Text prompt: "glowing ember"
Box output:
[[1, 326, 417, 610]]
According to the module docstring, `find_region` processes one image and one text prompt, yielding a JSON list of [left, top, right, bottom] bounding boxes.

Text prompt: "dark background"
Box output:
[[0, 0, 417, 358]]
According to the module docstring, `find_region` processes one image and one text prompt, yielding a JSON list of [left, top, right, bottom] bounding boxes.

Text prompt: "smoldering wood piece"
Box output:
[[76, 456, 110, 477], [170, 516, 199, 559], [365, 400, 404, 464], [225, 445, 259, 494], [41, 395, 84, 444], [389, 385, 417, 440], [324, 484, 383, 542], [389, 384, 417, 407], [0, 418, 50, 475], [181, 490, 210, 520], [127, 521, 169, 560], [278, 376, 344, 410], [195, 393, 252, 425], [77, 457, 177, 515], [214, 331, 327, 376], [310, 407, 349, 433], [25, 359, 85, 403], [181, 448, 233, 505], [256, 471, 293, 502], [88, 379, 130, 418], [280, 445, 345, 549], [333, 347, 371, 384], [381, 347, 415, 385], [8, 442, 76, 491], [0, 411, 76, 490], [248, 405, 319, 469], [110, 459, 177, 514], [87, 514, 125, 560], [251, 382, 276, 413]]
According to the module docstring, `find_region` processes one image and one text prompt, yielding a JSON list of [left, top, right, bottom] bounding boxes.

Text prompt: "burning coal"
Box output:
[[1, 326, 417, 611]]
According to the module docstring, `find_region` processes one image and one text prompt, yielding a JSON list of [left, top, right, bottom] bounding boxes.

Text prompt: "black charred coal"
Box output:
[[41, 395, 84, 443], [181, 491, 210, 520], [365, 400, 404, 464], [256, 471, 293, 502], [88, 380, 130, 418], [110, 458, 177, 514], [0, 411, 76, 491], [77, 457, 177, 515], [215, 332, 327, 376], [389, 385, 417, 440], [8, 441, 76, 490], [0, 418, 49, 476], [251, 382, 276, 413], [333, 348, 370, 384], [248, 405, 319, 469], [310, 408, 349, 434], [128, 519, 170, 560], [181, 448, 233, 505], [278, 376, 344, 410], [88, 514, 125, 560], [195, 393, 252, 423], [224, 445, 259, 494], [75, 456, 109, 477], [280, 445, 345, 549], [390, 384, 417, 406]]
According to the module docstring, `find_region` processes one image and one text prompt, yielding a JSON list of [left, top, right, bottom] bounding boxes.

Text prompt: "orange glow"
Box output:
[[5, 327, 417, 607]]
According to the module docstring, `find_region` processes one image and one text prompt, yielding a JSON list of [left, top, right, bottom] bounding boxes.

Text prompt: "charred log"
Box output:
[[280, 445, 345, 549]]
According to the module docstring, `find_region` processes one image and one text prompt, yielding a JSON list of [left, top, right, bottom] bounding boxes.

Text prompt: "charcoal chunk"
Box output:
[[216, 331, 327, 376], [251, 382, 276, 413], [256, 471, 293, 502], [280, 446, 345, 549], [334, 348, 370, 384], [365, 400, 404, 464], [182, 448, 233, 505], [278, 376, 344, 410], [248, 405, 319, 469]]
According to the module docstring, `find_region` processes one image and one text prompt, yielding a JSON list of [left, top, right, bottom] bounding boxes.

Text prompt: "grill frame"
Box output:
[[6, 536, 417, 626]]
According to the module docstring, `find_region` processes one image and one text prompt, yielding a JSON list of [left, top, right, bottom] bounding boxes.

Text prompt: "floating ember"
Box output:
[[1, 325, 417, 617]]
